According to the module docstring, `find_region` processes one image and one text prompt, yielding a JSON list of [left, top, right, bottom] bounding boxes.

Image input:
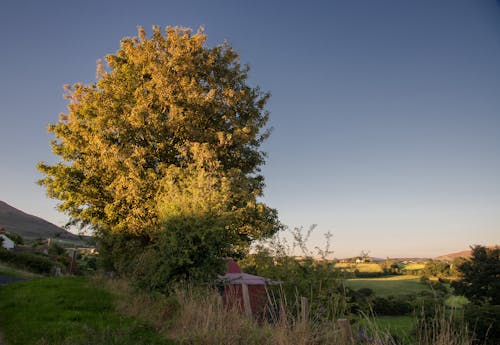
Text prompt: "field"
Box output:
[[0, 277, 173, 345], [345, 275, 430, 296], [404, 263, 426, 271], [335, 262, 383, 272], [358, 315, 415, 340]]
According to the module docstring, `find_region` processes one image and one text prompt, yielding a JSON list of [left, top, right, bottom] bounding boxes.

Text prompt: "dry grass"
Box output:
[[335, 262, 383, 272], [416, 309, 472, 345], [94, 276, 474, 345], [404, 263, 426, 271]]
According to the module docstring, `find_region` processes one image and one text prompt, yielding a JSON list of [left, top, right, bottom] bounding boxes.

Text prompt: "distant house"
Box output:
[[0, 234, 15, 250]]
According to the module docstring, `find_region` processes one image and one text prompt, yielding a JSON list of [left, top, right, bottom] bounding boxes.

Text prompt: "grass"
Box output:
[[100, 277, 345, 345], [0, 275, 474, 345], [0, 277, 173, 345], [375, 315, 415, 336], [358, 315, 415, 341], [404, 263, 426, 271], [0, 262, 42, 278], [345, 275, 430, 296], [335, 262, 383, 272]]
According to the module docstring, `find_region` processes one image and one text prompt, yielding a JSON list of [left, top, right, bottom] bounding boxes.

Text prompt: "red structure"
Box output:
[[218, 259, 278, 317]]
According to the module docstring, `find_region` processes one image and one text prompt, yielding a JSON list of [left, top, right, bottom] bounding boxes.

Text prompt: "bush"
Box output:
[[0, 249, 54, 274], [412, 295, 442, 318], [451, 245, 500, 305], [4, 233, 24, 245], [78, 254, 98, 274], [426, 281, 448, 296], [463, 304, 500, 345], [372, 296, 413, 316], [354, 271, 394, 278]]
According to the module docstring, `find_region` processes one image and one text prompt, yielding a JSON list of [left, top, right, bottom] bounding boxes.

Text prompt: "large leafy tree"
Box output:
[[451, 245, 500, 305], [38, 26, 280, 277]]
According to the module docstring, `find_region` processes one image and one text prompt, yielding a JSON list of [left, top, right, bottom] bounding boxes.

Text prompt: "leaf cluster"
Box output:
[[38, 26, 278, 240], [451, 245, 500, 305]]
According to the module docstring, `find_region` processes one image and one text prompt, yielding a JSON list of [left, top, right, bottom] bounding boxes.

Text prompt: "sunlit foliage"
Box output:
[[38, 26, 280, 283]]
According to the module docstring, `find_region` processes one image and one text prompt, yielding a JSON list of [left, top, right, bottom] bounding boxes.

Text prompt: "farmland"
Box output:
[[335, 262, 383, 272], [345, 275, 430, 297]]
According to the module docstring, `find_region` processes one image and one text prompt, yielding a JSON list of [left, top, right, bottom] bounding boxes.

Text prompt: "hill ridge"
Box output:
[[0, 200, 79, 240]]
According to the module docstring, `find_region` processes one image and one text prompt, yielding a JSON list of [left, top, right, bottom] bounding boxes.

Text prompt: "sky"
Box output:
[[0, 0, 499, 258]]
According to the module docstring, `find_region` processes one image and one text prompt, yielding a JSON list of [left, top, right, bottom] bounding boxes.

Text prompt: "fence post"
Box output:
[[241, 282, 252, 317], [300, 296, 308, 322], [69, 249, 77, 274], [337, 318, 354, 345]]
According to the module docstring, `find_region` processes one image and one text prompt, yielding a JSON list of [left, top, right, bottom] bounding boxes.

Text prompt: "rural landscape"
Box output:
[[1, 199, 499, 345], [1, 2, 499, 345]]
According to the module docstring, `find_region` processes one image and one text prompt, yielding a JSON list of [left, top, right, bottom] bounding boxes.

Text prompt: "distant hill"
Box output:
[[0, 200, 81, 241], [437, 245, 499, 260]]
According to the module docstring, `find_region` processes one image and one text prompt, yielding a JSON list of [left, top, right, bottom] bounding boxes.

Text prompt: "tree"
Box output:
[[38, 26, 280, 281], [451, 245, 500, 305]]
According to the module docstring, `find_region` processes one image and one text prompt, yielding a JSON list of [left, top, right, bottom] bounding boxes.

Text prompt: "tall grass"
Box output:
[[99, 276, 475, 345], [416, 308, 472, 345]]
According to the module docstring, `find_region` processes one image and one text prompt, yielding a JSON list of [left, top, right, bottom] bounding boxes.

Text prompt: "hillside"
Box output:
[[437, 245, 499, 260], [0, 200, 80, 241]]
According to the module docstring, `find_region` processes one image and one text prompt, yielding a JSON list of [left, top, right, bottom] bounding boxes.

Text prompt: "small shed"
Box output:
[[0, 234, 15, 250], [217, 259, 278, 318]]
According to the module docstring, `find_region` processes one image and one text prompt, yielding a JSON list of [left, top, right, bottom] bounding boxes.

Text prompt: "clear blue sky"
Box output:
[[1, 0, 499, 258]]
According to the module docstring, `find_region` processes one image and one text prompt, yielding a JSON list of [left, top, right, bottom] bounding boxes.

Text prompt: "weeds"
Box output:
[[100, 276, 474, 345]]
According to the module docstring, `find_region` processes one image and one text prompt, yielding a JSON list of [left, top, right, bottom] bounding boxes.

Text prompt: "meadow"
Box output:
[[0, 277, 173, 345], [0, 275, 473, 345], [345, 275, 430, 297], [334, 262, 383, 272]]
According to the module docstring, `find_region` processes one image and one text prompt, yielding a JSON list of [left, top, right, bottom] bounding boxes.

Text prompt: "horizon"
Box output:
[[1, 0, 499, 258], [0, 198, 495, 260]]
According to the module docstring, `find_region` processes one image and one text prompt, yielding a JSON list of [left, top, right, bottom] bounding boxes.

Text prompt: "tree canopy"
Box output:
[[38, 26, 280, 281], [451, 245, 500, 305]]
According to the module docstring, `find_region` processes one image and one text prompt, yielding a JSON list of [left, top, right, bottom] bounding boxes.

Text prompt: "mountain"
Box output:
[[0, 200, 80, 241]]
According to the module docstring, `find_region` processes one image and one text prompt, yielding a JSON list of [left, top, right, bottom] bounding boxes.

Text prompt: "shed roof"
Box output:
[[217, 272, 279, 286], [217, 258, 280, 286]]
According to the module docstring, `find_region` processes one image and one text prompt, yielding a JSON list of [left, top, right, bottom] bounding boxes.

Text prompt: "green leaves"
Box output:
[[451, 245, 500, 305], [39, 26, 278, 236], [38, 26, 280, 284]]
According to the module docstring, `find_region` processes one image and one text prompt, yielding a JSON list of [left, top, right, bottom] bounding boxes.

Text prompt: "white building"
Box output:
[[0, 234, 15, 250]]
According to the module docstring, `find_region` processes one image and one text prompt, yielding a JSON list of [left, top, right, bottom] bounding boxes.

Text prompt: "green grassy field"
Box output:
[[345, 275, 430, 296], [358, 315, 415, 341], [0, 277, 173, 345]]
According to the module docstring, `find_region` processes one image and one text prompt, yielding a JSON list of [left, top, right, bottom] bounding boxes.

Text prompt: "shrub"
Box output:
[[0, 249, 54, 274], [4, 233, 24, 245], [463, 304, 500, 345], [451, 245, 500, 305], [372, 296, 413, 316]]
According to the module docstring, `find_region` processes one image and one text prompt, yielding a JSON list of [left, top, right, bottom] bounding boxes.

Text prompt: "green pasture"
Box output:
[[345, 275, 430, 296], [0, 277, 173, 345], [357, 315, 415, 341]]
